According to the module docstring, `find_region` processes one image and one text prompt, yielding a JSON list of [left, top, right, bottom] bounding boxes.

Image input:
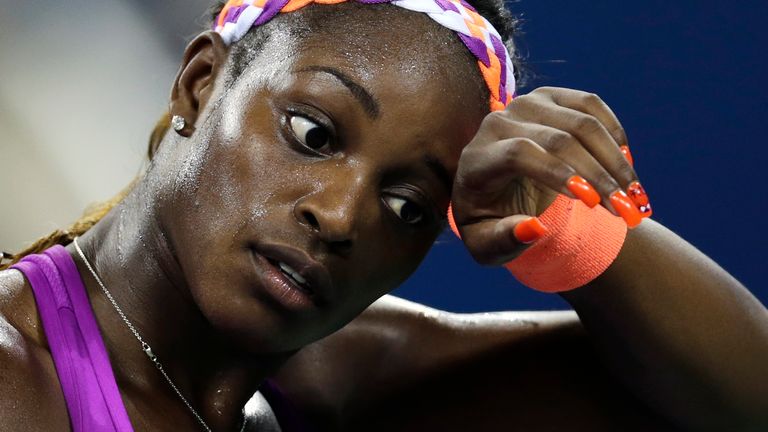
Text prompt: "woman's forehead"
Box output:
[[230, 4, 486, 96], [233, 10, 489, 115]]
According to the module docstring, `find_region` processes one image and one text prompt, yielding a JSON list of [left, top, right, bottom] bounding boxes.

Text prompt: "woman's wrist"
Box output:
[[504, 194, 628, 293], [449, 193, 628, 293]]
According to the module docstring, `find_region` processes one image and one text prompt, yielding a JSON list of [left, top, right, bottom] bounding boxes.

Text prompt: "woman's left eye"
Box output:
[[384, 195, 424, 224], [289, 115, 331, 150]]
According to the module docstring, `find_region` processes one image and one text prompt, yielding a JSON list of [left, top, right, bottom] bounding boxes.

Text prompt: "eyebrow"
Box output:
[[423, 154, 453, 196], [297, 66, 380, 119]]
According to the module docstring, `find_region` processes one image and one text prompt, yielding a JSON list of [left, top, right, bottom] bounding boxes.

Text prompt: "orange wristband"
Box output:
[[449, 194, 628, 293]]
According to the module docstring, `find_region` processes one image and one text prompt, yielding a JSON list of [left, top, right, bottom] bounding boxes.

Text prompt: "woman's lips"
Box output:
[[272, 259, 313, 294], [249, 251, 317, 311]]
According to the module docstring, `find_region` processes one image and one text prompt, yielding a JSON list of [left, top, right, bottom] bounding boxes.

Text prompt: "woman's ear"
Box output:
[[169, 31, 228, 137]]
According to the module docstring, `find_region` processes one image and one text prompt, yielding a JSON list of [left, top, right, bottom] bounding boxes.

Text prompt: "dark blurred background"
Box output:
[[1, 1, 765, 312]]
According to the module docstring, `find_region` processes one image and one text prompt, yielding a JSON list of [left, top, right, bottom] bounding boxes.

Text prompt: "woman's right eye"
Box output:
[[289, 115, 331, 151], [383, 195, 424, 225]]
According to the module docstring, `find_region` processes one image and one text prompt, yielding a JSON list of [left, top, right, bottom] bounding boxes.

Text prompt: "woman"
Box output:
[[1, 0, 766, 430]]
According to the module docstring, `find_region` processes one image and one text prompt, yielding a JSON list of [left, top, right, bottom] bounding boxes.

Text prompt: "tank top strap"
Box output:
[[11, 245, 134, 432]]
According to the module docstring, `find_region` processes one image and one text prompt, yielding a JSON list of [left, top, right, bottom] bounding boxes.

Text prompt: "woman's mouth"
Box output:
[[247, 243, 334, 312], [249, 253, 316, 311], [269, 258, 313, 295]]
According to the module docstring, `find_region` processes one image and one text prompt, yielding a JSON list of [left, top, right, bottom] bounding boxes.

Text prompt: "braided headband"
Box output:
[[213, 0, 515, 111]]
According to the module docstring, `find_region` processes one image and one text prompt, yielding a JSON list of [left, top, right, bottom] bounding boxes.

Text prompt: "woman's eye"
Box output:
[[384, 196, 424, 224], [289, 115, 330, 150]]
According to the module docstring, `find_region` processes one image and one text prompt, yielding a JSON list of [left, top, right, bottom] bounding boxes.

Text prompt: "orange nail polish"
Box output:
[[609, 190, 643, 228], [566, 175, 601, 208], [620, 145, 634, 167], [626, 181, 652, 218], [514, 217, 548, 244]]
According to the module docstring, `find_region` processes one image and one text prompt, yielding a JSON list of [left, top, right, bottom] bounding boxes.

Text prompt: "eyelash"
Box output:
[[383, 188, 437, 227], [281, 108, 440, 228], [282, 109, 336, 156]]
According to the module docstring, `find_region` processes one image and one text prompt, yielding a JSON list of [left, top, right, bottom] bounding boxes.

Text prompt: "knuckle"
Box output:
[[529, 87, 558, 102], [479, 110, 508, 130], [530, 86, 550, 95], [595, 170, 620, 192], [573, 114, 603, 134], [609, 125, 628, 146], [548, 160, 574, 181], [502, 138, 528, 162], [582, 92, 603, 106], [613, 155, 636, 179], [544, 131, 574, 154], [487, 109, 508, 123], [508, 94, 536, 112], [475, 113, 514, 144]]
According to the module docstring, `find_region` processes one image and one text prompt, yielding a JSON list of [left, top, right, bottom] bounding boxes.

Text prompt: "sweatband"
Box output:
[[448, 194, 628, 293], [213, 0, 516, 111]]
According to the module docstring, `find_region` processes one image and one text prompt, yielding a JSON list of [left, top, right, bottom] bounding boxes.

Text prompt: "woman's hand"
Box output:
[[451, 86, 651, 266]]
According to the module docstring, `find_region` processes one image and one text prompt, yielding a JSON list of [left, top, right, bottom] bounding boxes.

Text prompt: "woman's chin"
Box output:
[[199, 294, 332, 354]]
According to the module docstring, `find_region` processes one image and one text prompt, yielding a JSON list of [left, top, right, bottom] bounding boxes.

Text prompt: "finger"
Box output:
[[457, 137, 587, 212], [547, 88, 629, 149], [456, 137, 643, 229], [461, 215, 548, 265], [549, 90, 651, 215], [473, 119, 628, 214], [517, 100, 635, 184], [553, 106, 652, 219], [518, 103, 651, 220], [526, 122, 650, 223], [501, 122, 622, 210]]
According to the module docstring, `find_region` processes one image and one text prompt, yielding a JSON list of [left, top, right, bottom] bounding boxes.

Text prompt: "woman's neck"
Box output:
[[67, 192, 289, 430]]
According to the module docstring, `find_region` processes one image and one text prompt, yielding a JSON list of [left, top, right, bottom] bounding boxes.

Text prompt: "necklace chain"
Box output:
[[73, 238, 247, 432]]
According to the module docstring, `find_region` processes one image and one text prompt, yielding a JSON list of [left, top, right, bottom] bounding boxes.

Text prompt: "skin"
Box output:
[[1, 4, 767, 431]]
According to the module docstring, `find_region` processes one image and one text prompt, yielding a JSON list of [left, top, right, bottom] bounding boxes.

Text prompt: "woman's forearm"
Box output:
[[561, 219, 768, 430]]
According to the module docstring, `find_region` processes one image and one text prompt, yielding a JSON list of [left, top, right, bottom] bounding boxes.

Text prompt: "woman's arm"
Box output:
[[560, 218, 768, 430], [271, 296, 680, 431], [446, 86, 768, 430]]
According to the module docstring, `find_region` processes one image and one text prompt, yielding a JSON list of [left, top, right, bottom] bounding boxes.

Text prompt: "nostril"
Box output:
[[302, 211, 320, 231]]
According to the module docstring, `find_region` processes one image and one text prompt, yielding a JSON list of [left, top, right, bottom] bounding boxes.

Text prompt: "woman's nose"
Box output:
[[293, 177, 370, 255]]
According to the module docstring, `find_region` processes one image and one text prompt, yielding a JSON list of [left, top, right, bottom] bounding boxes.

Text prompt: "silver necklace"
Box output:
[[73, 237, 249, 432]]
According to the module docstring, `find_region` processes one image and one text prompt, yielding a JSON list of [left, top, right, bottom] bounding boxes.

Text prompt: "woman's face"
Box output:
[[162, 10, 488, 352]]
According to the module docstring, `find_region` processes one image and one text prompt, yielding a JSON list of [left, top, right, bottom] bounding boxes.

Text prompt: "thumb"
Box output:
[[447, 205, 548, 266]]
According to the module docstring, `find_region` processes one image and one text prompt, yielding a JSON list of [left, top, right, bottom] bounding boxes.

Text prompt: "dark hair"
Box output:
[[1, 0, 523, 269]]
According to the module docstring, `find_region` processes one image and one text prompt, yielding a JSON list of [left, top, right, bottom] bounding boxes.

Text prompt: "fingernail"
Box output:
[[609, 190, 643, 228], [626, 181, 652, 218], [566, 175, 601, 208], [514, 217, 548, 244], [620, 145, 634, 167]]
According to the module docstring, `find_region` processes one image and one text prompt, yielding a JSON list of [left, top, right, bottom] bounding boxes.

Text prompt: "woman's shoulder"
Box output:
[[0, 268, 48, 345], [0, 269, 70, 430]]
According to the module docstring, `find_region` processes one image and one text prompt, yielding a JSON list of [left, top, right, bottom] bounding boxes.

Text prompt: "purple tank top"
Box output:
[[12, 246, 315, 431], [12, 245, 134, 431]]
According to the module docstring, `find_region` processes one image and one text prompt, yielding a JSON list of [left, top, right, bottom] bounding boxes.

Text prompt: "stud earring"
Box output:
[[171, 115, 186, 133]]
